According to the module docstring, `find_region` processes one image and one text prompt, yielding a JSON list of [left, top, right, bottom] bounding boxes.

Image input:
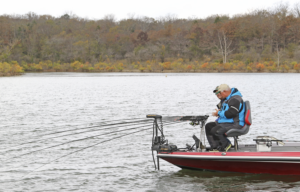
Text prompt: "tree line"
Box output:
[[1, 3, 300, 75]]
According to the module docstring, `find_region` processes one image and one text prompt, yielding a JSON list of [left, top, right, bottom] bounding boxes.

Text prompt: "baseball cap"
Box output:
[[217, 84, 230, 92]]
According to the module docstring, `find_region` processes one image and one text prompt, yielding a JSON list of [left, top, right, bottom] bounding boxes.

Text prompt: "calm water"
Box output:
[[1, 72, 300, 192]]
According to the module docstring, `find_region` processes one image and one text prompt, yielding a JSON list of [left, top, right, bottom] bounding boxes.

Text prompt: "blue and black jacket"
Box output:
[[217, 88, 245, 126]]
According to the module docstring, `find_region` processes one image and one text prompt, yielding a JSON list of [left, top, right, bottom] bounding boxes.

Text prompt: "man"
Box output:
[[206, 84, 245, 152], [214, 86, 224, 110], [205, 86, 225, 150]]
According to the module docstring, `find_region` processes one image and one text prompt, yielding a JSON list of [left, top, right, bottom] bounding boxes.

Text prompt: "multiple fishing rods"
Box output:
[[21, 125, 167, 179], [1, 119, 153, 154], [37, 117, 150, 137], [4, 120, 183, 161], [2, 117, 149, 144], [1, 117, 186, 178]]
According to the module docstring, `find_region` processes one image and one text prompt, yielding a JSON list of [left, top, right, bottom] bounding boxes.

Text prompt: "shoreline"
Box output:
[[9, 70, 300, 75], [1, 69, 299, 77], [22, 69, 300, 73]]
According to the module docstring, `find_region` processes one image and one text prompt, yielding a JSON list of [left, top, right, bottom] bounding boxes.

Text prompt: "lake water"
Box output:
[[1, 72, 300, 192]]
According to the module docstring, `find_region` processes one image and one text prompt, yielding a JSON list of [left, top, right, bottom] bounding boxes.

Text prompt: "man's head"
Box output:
[[213, 86, 223, 100], [216, 84, 231, 98]]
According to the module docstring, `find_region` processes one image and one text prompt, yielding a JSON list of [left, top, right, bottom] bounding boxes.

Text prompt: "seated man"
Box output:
[[205, 84, 245, 152], [205, 86, 225, 148]]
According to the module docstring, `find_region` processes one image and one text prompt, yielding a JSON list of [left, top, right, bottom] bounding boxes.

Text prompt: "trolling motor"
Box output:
[[147, 114, 209, 170], [147, 114, 178, 153], [147, 114, 178, 170]]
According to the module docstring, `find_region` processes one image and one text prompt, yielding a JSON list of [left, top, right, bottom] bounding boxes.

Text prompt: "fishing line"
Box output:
[[4, 121, 181, 161], [2, 117, 147, 142], [36, 119, 152, 137], [20, 121, 186, 179], [20, 127, 152, 179], [2, 117, 147, 130], [4, 119, 181, 153], [1, 119, 153, 153]]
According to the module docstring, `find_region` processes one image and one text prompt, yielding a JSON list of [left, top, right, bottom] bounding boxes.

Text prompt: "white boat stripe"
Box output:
[[208, 160, 300, 163], [157, 154, 300, 161]]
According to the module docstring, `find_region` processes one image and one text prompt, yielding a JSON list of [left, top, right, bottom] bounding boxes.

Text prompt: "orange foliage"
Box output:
[[223, 63, 232, 71], [236, 62, 246, 70], [162, 62, 172, 70], [294, 63, 300, 72], [255, 63, 265, 72], [187, 65, 192, 70], [200, 62, 208, 69]]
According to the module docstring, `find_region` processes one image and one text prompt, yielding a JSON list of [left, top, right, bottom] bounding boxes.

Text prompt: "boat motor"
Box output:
[[147, 114, 170, 170], [147, 114, 209, 170]]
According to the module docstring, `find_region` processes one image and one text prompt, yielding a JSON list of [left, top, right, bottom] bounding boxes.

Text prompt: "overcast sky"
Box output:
[[1, 0, 300, 20]]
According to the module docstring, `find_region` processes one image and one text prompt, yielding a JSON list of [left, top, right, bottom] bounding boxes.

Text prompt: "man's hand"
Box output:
[[212, 109, 220, 117]]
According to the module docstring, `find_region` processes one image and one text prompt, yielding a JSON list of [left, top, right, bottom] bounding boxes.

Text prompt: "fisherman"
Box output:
[[205, 84, 245, 152], [205, 86, 225, 150]]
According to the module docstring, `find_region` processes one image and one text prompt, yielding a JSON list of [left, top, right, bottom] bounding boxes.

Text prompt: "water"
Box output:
[[0, 72, 300, 192]]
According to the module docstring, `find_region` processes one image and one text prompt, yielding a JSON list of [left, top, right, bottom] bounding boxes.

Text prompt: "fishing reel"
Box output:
[[189, 115, 209, 127], [189, 120, 200, 126]]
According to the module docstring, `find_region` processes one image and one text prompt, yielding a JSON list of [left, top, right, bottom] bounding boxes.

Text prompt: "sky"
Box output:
[[1, 0, 300, 20]]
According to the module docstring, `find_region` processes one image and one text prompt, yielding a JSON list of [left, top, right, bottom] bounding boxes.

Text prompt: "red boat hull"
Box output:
[[159, 152, 300, 175]]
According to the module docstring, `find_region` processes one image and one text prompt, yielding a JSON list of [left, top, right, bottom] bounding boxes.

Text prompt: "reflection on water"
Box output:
[[0, 72, 300, 192]]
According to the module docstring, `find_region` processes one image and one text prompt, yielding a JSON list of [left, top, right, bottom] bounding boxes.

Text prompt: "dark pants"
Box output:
[[205, 122, 242, 149]]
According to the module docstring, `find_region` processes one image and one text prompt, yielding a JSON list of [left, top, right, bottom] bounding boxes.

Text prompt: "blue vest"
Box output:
[[217, 88, 245, 126]]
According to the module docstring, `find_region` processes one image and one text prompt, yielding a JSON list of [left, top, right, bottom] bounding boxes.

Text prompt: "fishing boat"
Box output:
[[147, 101, 300, 175]]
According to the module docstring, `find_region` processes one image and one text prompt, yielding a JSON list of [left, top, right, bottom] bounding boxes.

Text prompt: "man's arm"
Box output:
[[218, 98, 241, 118]]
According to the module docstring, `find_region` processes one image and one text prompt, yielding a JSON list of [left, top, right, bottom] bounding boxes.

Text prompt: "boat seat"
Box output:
[[225, 100, 252, 151]]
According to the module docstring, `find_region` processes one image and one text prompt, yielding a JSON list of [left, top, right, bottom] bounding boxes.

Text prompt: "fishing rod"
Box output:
[[1, 117, 147, 141], [1, 119, 153, 153], [1, 117, 147, 130], [36, 119, 152, 138], [9, 118, 180, 151], [20, 121, 186, 179], [20, 127, 151, 179], [4, 121, 182, 162]]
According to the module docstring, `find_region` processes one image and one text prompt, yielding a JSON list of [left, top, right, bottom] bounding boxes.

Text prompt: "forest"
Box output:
[[1, 3, 300, 75]]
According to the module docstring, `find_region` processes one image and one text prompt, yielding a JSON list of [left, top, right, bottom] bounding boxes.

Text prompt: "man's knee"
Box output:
[[210, 125, 220, 135], [205, 122, 215, 127], [212, 125, 227, 136], [205, 122, 216, 130], [215, 129, 226, 136]]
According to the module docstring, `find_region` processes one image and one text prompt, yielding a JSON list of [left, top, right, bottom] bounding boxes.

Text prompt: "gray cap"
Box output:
[[218, 84, 230, 92]]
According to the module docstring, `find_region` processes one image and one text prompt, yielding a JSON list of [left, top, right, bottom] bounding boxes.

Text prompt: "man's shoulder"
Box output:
[[230, 95, 242, 99], [227, 96, 242, 105]]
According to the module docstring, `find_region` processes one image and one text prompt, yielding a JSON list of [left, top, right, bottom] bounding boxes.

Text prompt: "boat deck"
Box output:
[[215, 142, 300, 152]]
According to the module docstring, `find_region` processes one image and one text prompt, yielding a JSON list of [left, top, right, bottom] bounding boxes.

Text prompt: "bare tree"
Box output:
[[216, 30, 233, 63], [275, 41, 284, 70], [292, 3, 300, 18]]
